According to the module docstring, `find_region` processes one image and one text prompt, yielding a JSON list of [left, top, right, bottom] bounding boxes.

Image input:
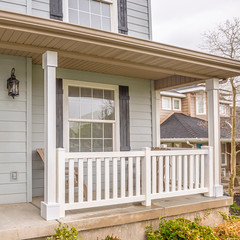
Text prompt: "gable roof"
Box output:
[[160, 113, 240, 140]]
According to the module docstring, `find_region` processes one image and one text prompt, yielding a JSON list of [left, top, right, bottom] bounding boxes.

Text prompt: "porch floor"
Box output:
[[0, 195, 232, 240]]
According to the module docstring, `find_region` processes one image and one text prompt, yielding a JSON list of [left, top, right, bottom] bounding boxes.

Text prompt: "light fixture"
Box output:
[[7, 68, 19, 99]]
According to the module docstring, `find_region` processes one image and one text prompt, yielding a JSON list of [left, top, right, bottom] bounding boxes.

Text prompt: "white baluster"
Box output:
[[189, 155, 194, 190], [69, 159, 75, 204], [171, 156, 176, 192], [165, 156, 170, 193], [128, 157, 133, 197], [195, 155, 200, 189], [78, 160, 83, 202], [121, 157, 125, 198], [158, 156, 163, 193], [136, 157, 141, 196], [96, 158, 101, 201], [201, 154, 205, 188], [183, 155, 188, 190], [105, 158, 109, 200], [177, 155, 182, 191], [88, 159, 92, 201], [152, 156, 157, 194], [113, 157, 118, 199]]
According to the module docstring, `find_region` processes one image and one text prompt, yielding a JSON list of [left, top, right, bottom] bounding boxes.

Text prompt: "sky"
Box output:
[[151, 0, 240, 52]]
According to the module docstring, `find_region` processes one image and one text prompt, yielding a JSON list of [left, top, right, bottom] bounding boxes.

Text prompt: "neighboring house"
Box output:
[[1, 1, 240, 239], [160, 84, 240, 178]]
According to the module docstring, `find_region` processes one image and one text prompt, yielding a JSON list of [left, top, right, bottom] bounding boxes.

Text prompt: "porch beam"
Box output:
[[41, 51, 60, 220], [155, 75, 204, 91], [205, 78, 223, 197]]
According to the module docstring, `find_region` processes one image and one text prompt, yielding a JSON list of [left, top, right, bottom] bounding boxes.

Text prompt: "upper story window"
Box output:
[[67, 0, 113, 31], [220, 104, 228, 116], [162, 96, 171, 110], [196, 93, 206, 115], [172, 98, 181, 111]]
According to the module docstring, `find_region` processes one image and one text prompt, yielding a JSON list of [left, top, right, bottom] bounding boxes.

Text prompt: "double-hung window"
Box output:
[[220, 104, 227, 116], [67, 0, 114, 31], [221, 143, 227, 166], [162, 96, 171, 110], [64, 80, 119, 152], [196, 93, 206, 115], [172, 98, 181, 111]]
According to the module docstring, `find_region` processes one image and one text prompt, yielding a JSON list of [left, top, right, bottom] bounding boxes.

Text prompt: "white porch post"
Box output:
[[41, 51, 60, 220], [205, 78, 223, 197], [155, 91, 161, 147]]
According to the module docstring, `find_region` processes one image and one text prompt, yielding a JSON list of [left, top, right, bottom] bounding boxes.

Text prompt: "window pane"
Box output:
[[102, 3, 110, 17], [104, 139, 113, 152], [104, 90, 114, 100], [221, 154, 226, 165], [197, 94, 204, 114], [80, 122, 91, 138], [102, 17, 111, 31], [80, 139, 91, 152], [104, 123, 112, 138], [79, 12, 90, 27], [92, 98, 103, 119], [91, 14, 101, 29], [68, 98, 80, 119], [91, 0, 100, 14], [69, 9, 78, 24], [93, 123, 103, 138], [162, 97, 170, 109], [70, 139, 79, 152], [69, 122, 79, 138], [79, 0, 89, 11], [173, 99, 180, 109], [80, 100, 92, 119], [69, 87, 79, 97], [69, 0, 78, 9], [93, 139, 103, 152]]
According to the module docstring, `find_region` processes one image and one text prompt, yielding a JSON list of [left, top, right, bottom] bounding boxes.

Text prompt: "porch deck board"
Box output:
[[0, 194, 232, 240]]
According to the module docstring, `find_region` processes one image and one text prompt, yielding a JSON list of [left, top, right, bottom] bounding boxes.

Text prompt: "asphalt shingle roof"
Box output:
[[160, 113, 240, 139]]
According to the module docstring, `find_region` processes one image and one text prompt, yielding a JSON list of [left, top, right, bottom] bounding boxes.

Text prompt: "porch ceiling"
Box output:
[[0, 10, 240, 90]]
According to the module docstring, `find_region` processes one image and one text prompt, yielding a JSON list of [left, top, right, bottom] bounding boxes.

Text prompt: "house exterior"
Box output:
[[0, 0, 240, 232], [159, 84, 240, 179]]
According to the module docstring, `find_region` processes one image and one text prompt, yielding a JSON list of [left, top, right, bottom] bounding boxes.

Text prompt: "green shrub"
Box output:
[[146, 217, 217, 240], [101, 235, 121, 240], [46, 225, 81, 240]]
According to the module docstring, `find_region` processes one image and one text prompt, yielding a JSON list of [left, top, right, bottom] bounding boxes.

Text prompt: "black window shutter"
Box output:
[[50, 0, 63, 21], [56, 78, 63, 148], [119, 86, 130, 151], [118, 0, 128, 34]]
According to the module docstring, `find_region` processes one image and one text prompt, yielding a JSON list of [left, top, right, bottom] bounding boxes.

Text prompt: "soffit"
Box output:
[[0, 10, 240, 81]]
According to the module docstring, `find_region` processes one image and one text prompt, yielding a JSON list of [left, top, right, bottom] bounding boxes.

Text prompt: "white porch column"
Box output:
[[155, 91, 161, 147], [205, 78, 223, 197], [41, 51, 60, 220]]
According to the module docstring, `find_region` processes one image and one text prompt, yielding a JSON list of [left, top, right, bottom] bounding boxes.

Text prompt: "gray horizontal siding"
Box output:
[[127, 0, 150, 40], [32, 65, 44, 197], [0, 0, 50, 19], [0, 54, 28, 204]]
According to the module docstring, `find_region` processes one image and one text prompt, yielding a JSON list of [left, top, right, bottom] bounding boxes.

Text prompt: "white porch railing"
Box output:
[[56, 147, 213, 218]]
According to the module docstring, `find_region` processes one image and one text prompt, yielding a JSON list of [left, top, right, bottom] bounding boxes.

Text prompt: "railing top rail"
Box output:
[[64, 151, 145, 159], [150, 149, 208, 156]]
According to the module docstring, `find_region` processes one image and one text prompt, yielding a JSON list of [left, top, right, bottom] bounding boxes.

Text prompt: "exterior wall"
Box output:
[[0, 54, 31, 204], [127, 0, 151, 40], [0, 0, 50, 18], [32, 65, 152, 196], [32, 65, 44, 197]]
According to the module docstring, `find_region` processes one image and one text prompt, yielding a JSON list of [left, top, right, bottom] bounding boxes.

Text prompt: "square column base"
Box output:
[[41, 201, 60, 221], [214, 185, 223, 197]]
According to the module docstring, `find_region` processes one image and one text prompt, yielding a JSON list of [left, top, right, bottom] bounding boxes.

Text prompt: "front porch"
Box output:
[[0, 194, 232, 240]]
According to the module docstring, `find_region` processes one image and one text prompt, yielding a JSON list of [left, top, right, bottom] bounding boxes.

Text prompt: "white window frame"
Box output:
[[162, 96, 171, 110], [221, 168, 226, 178], [63, 0, 118, 33], [196, 93, 206, 115], [221, 143, 227, 166], [63, 79, 120, 152], [172, 98, 181, 111]]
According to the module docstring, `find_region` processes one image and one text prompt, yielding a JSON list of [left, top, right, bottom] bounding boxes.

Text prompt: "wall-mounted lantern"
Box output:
[[7, 68, 19, 99]]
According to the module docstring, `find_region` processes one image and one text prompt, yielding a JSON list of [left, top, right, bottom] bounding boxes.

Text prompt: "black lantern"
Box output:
[[7, 68, 19, 99]]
